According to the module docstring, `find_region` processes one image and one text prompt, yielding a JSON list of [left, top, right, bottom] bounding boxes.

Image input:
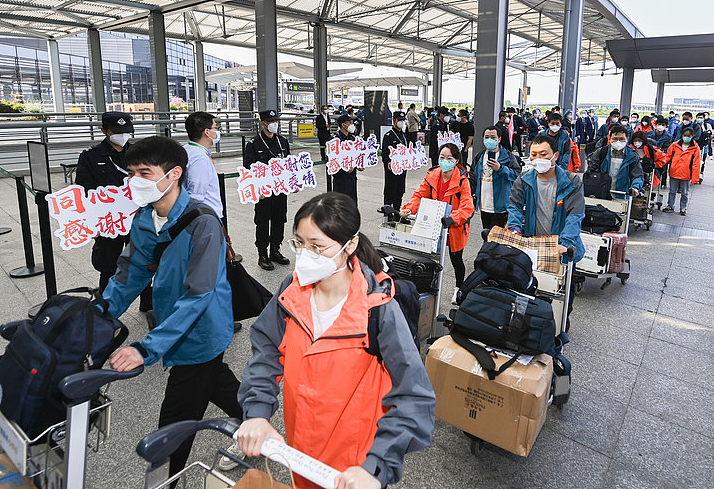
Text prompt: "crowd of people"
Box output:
[[72, 101, 710, 488]]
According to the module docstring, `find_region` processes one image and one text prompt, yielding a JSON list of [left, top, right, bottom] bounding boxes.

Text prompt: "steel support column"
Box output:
[[193, 40, 207, 111], [86, 28, 105, 113], [149, 11, 170, 122], [655, 82, 665, 114], [432, 53, 443, 106], [558, 0, 584, 115], [473, 0, 509, 153], [619, 67, 634, 116], [313, 23, 328, 108], [47, 40, 64, 114], [255, 0, 278, 110]]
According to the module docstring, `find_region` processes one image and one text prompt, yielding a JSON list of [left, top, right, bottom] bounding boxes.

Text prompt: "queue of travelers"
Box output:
[[72, 103, 709, 488]]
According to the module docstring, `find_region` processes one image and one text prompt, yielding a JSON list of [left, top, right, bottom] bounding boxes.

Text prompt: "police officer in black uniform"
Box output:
[[332, 113, 359, 204], [244, 109, 291, 271], [381, 111, 409, 217], [75, 112, 152, 317], [429, 106, 450, 168]]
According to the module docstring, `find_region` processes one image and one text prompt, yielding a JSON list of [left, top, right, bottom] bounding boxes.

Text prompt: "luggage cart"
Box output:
[[0, 321, 142, 489], [376, 205, 449, 341], [575, 190, 632, 294], [631, 170, 655, 231], [138, 418, 339, 489]]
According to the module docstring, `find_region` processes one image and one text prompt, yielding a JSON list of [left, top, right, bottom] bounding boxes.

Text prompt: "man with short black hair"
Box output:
[[588, 124, 643, 197], [382, 111, 409, 214], [450, 109, 475, 163], [539, 112, 571, 170], [406, 103, 420, 144], [183, 112, 223, 218], [244, 109, 292, 271], [333, 113, 360, 203], [429, 106, 450, 167], [105, 136, 243, 483]]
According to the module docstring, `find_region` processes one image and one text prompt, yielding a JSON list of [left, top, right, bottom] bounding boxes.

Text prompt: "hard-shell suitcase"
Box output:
[[376, 247, 441, 294], [603, 232, 627, 273]]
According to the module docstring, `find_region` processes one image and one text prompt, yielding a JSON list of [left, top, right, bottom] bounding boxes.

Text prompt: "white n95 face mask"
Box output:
[[397, 120, 407, 130], [294, 237, 355, 286], [128, 170, 174, 207], [267, 122, 279, 134], [211, 129, 221, 145], [549, 125, 561, 133], [347, 124, 356, 134], [109, 133, 131, 147], [611, 141, 627, 151], [532, 157, 553, 174]]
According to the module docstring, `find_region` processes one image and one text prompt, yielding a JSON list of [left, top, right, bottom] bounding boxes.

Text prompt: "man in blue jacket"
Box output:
[[471, 125, 522, 230], [587, 124, 644, 199], [539, 112, 571, 170], [105, 136, 243, 482], [507, 135, 585, 263]]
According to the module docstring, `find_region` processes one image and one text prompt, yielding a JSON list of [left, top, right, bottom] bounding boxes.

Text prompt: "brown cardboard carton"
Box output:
[[0, 454, 37, 489], [425, 335, 553, 457]]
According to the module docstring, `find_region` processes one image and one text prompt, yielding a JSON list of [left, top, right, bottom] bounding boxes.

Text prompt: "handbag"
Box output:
[[225, 231, 274, 321], [487, 226, 561, 274]]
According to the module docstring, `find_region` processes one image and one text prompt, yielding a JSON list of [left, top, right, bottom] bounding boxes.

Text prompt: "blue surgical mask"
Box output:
[[438, 159, 456, 172], [483, 138, 498, 151], [682, 136, 692, 144]]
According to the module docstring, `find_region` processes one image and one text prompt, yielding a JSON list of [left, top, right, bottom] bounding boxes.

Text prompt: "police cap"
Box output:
[[393, 111, 406, 121], [336, 114, 354, 125], [102, 111, 133, 134], [259, 109, 280, 122]]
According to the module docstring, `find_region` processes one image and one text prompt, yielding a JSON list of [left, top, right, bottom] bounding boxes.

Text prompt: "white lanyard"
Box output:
[[259, 132, 284, 158]]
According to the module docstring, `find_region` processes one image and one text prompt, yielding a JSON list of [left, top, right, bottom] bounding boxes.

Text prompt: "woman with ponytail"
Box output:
[[235, 192, 435, 489]]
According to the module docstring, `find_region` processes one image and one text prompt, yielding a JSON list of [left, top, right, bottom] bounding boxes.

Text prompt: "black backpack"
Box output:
[[0, 288, 128, 437], [582, 170, 613, 199], [582, 204, 623, 234], [456, 241, 534, 304]]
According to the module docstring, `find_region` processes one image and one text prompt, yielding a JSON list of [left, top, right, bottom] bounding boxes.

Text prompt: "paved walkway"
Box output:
[[0, 151, 712, 488]]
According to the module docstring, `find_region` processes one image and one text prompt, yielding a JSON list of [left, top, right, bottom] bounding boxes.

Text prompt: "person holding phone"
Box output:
[[470, 126, 522, 231]]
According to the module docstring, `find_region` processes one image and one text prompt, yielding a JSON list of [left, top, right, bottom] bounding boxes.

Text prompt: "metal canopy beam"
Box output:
[[148, 11, 170, 118], [432, 53, 442, 106], [608, 34, 714, 69], [255, 0, 278, 111], [390, 0, 420, 36], [651, 68, 714, 84], [619, 67, 634, 116], [87, 28, 105, 113], [474, 0, 508, 154], [193, 40, 207, 111], [313, 23, 328, 107], [558, 0, 583, 115], [47, 39, 65, 113], [655, 82, 664, 114]]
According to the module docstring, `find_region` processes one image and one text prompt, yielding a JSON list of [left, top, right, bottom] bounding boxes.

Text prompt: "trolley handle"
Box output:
[[59, 366, 143, 402], [137, 417, 241, 465]]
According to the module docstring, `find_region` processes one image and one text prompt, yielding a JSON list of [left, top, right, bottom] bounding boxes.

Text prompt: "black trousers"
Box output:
[[318, 136, 332, 192], [254, 194, 287, 252], [158, 352, 243, 483], [449, 249, 466, 288], [480, 211, 508, 233], [332, 170, 358, 205], [383, 168, 407, 211], [93, 236, 152, 310], [406, 131, 418, 144], [513, 133, 524, 156]]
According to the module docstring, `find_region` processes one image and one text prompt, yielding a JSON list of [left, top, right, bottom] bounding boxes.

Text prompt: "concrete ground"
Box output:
[[0, 145, 712, 488]]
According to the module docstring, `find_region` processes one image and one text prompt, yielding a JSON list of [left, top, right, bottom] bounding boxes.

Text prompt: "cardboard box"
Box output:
[[425, 336, 553, 457], [0, 454, 37, 489]]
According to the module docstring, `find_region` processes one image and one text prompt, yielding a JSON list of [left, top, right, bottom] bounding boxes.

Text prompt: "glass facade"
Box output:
[[0, 33, 232, 110]]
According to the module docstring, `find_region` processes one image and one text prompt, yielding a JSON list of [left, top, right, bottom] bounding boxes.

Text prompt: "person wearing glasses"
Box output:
[[234, 192, 435, 489]]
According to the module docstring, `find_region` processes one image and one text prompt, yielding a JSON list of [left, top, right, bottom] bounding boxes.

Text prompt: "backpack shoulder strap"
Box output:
[[151, 206, 217, 270], [365, 304, 383, 364]]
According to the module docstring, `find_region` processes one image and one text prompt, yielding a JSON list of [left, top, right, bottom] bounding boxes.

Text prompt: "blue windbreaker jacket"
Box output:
[[539, 129, 571, 170], [471, 147, 521, 213], [588, 145, 644, 196]]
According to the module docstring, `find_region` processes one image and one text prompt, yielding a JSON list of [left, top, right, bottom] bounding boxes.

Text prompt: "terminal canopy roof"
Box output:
[[0, 0, 642, 74]]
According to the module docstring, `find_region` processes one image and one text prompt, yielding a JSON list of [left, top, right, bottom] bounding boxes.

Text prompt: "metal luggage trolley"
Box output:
[[138, 418, 339, 489], [575, 190, 632, 294], [375, 205, 449, 341], [630, 170, 655, 231], [0, 321, 142, 489]]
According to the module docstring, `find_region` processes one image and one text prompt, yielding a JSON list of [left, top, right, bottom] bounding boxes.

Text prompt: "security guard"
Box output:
[[381, 110, 409, 216], [332, 113, 359, 204], [75, 112, 152, 319], [244, 109, 291, 271]]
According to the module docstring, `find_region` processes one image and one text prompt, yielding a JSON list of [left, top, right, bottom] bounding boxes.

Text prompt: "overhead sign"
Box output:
[[325, 135, 379, 175], [45, 179, 138, 250], [400, 88, 419, 97], [388, 142, 429, 174], [286, 82, 314, 92], [237, 152, 317, 204]]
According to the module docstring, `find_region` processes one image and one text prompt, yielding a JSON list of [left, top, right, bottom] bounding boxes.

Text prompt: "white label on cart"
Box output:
[[0, 413, 26, 475], [379, 228, 437, 254], [523, 248, 539, 270], [261, 438, 340, 489]]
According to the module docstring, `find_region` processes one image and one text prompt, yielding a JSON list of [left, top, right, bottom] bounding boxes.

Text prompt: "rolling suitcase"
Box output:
[[376, 247, 441, 293], [603, 232, 627, 273]]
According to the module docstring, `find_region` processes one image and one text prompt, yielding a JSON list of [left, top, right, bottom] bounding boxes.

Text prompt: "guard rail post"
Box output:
[[9, 176, 44, 278]]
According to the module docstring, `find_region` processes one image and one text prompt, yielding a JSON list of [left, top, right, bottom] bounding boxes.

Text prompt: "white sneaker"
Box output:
[[218, 441, 245, 471], [451, 289, 459, 305]]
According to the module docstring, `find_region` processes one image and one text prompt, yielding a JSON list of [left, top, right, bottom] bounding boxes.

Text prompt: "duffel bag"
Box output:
[[0, 287, 127, 438], [450, 286, 556, 379], [582, 204, 622, 234]]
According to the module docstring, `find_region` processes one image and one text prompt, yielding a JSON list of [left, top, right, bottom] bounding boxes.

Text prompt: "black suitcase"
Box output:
[[376, 247, 442, 294]]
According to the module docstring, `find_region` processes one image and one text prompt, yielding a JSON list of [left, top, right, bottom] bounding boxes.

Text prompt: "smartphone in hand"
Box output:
[[487, 151, 497, 163]]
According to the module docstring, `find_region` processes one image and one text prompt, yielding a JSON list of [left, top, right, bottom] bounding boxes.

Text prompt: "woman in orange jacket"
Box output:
[[663, 127, 701, 215], [236, 192, 436, 489], [630, 130, 666, 188], [400, 143, 475, 303]]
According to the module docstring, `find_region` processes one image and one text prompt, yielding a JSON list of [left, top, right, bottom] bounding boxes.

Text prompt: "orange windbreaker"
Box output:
[[569, 140, 581, 172], [402, 166, 475, 252], [277, 261, 393, 487], [667, 140, 702, 184], [630, 143, 666, 188]]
